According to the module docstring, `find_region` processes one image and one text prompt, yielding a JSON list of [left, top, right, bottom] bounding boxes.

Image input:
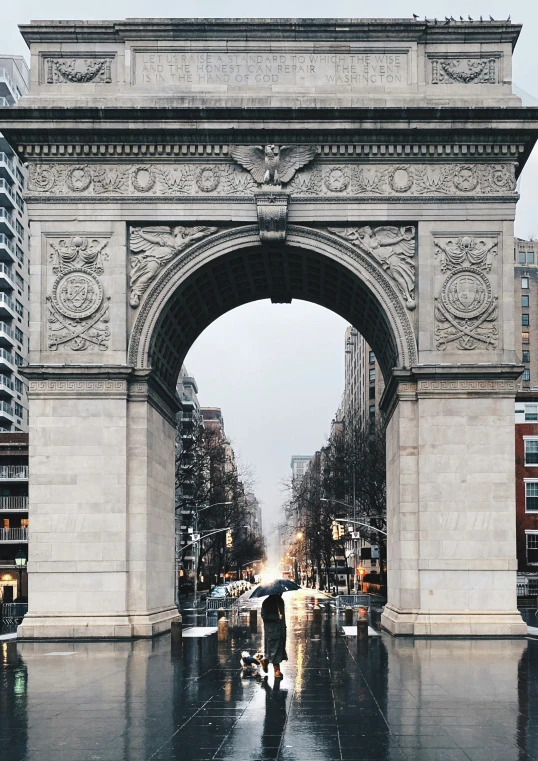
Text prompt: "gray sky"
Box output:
[[2, 0, 538, 549]]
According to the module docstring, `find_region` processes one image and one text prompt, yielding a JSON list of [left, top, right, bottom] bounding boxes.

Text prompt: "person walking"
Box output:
[[260, 593, 287, 679]]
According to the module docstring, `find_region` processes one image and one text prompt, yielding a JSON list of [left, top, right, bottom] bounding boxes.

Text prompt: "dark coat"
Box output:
[[261, 594, 288, 663]]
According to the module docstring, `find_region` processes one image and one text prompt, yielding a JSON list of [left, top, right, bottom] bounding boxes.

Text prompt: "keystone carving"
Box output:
[[254, 191, 290, 243], [328, 226, 416, 310], [229, 145, 317, 185], [434, 236, 499, 351], [47, 236, 110, 352], [45, 57, 113, 84], [129, 226, 218, 307]]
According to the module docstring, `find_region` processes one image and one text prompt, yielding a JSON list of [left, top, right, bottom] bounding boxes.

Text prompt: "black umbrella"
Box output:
[[250, 579, 301, 598]]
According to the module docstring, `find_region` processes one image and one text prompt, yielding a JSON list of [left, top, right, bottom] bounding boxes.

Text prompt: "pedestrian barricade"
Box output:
[[206, 597, 240, 612], [336, 594, 371, 610]]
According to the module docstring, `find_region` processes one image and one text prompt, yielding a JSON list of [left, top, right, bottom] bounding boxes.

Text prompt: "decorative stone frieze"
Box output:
[[434, 235, 499, 351], [47, 235, 111, 352], [44, 56, 113, 84], [129, 225, 218, 307], [327, 225, 416, 309], [26, 161, 517, 199], [431, 56, 498, 85]]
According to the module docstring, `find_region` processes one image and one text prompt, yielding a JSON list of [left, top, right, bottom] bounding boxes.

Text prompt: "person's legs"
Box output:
[[273, 663, 283, 678]]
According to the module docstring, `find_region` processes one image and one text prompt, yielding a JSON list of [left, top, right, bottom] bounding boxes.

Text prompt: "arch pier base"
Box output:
[[381, 366, 527, 637], [17, 367, 179, 640]]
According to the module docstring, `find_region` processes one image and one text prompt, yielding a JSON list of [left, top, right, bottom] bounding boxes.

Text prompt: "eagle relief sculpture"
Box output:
[[230, 144, 317, 186], [129, 225, 217, 307]]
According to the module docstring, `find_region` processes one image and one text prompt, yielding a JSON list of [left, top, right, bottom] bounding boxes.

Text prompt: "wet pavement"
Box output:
[[1, 590, 538, 761]]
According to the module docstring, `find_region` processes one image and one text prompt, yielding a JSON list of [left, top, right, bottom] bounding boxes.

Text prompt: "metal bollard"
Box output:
[[218, 616, 229, 641], [217, 607, 226, 620], [344, 606, 353, 626], [357, 607, 368, 641], [249, 609, 257, 631], [171, 615, 183, 646]]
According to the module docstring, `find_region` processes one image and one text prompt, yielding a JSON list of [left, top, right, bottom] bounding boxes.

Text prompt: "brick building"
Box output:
[[515, 393, 538, 574]]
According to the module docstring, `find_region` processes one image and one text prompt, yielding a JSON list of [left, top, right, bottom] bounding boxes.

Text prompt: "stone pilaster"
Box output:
[[381, 365, 527, 636], [17, 365, 178, 639]]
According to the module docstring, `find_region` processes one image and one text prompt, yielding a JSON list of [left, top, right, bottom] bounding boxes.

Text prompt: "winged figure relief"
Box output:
[[328, 225, 416, 310], [129, 225, 217, 307], [230, 145, 317, 186]]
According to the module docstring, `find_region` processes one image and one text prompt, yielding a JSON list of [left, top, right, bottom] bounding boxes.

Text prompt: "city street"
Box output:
[[0, 590, 537, 761]]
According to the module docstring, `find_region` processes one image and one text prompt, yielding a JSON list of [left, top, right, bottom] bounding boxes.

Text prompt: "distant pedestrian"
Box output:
[[260, 593, 287, 679]]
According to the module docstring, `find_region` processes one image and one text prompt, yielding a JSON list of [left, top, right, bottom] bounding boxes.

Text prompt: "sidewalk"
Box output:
[[0, 591, 537, 761]]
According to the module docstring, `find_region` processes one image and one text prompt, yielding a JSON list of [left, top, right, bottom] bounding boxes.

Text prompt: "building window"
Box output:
[[15, 220, 24, 239], [14, 327, 23, 343], [369, 368, 376, 383], [369, 404, 375, 418], [522, 295, 530, 307], [519, 251, 527, 264], [529, 252, 536, 265], [14, 402, 23, 419], [522, 314, 530, 327], [523, 350, 530, 363], [15, 300, 24, 317], [523, 332, 530, 344], [526, 405, 538, 421], [369, 351, 375, 364], [525, 440, 538, 465], [527, 533, 538, 565], [15, 246, 23, 264], [523, 369, 531, 381], [14, 353, 23, 366], [14, 377, 23, 394], [369, 386, 376, 399], [522, 277, 529, 289], [525, 482, 538, 511]]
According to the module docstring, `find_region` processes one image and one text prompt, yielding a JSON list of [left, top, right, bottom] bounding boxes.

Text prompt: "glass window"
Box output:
[[522, 295, 530, 307], [527, 533, 538, 564], [369, 404, 375, 417], [526, 482, 538, 511], [369, 351, 375, 364], [524, 369, 531, 381], [523, 350, 530, 363], [14, 272, 23, 291], [523, 314, 530, 326], [525, 440, 538, 464], [520, 251, 527, 264], [14, 403, 23, 419], [15, 220, 24, 239], [15, 300, 23, 317], [14, 377, 23, 394], [523, 332, 530, 344], [529, 252, 536, 264], [369, 368, 376, 383], [526, 405, 538, 421], [14, 353, 23, 367], [14, 327, 23, 343], [522, 277, 529, 289]]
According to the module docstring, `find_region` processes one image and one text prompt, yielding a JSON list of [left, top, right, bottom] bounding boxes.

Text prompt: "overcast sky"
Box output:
[[2, 1, 538, 553]]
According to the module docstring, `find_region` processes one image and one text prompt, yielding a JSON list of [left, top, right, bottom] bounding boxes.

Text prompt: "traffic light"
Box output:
[[338, 523, 345, 539], [226, 530, 233, 548], [331, 521, 339, 541]]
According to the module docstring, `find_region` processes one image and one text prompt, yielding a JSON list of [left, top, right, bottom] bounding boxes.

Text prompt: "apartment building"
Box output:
[[0, 56, 30, 433], [343, 326, 384, 424], [290, 455, 312, 484], [0, 432, 28, 601], [514, 238, 538, 390]]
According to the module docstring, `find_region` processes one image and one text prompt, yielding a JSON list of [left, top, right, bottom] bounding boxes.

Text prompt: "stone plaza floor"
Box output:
[[1, 592, 538, 761]]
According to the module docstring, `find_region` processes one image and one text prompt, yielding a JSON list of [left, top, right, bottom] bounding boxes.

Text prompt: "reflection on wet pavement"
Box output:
[[1, 591, 538, 761]]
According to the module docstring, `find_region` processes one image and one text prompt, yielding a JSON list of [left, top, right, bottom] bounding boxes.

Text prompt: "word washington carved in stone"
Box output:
[[135, 51, 408, 87]]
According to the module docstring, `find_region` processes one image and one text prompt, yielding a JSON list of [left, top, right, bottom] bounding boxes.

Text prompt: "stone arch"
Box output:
[[128, 224, 417, 391]]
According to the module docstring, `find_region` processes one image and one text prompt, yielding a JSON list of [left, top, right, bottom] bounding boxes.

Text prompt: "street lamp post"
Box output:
[[14, 547, 26, 600], [192, 501, 232, 608]]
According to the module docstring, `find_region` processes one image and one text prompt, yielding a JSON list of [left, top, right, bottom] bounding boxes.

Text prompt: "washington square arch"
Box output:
[[2, 16, 538, 639]]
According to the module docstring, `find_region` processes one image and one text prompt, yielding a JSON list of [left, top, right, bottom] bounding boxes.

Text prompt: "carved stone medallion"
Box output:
[[66, 166, 92, 192], [389, 166, 413, 193], [52, 270, 104, 320], [452, 165, 479, 192], [132, 167, 156, 193], [441, 269, 492, 320], [196, 166, 220, 193], [324, 166, 350, 193]]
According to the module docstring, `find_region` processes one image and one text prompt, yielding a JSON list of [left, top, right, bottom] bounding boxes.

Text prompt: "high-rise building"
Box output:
[[290, 455, 312, 484], [0, 431, 28, 600], [514, 237, 538, 390], [343, 326, 384, 424], [0, 56, 30, 433]]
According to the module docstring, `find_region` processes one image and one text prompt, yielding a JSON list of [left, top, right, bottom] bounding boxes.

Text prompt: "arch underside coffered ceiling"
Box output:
[[128, 225, 416, 391]]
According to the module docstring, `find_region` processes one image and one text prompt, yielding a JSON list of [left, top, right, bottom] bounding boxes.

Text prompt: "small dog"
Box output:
[[240, 651, 264, 678]]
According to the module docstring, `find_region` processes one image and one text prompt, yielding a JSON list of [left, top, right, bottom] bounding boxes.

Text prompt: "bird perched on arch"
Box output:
[[230, 144, 317, 186]]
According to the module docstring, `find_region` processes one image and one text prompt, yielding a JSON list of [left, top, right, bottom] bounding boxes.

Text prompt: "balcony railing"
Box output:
[[0, 348, 14, 367], [0, 69, 17, 100], [0, 293, 14, 310], [0, 179, 14, 201], [0, 322, 13, 339], [0, 153, 15, 173], [0, 527, 28, 541], [0, 496, 28, 510], [0, 234, 15, 259], [0, 465, 28, 480], [0, 374, 13, 392], [0, 400, 13, 416]]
